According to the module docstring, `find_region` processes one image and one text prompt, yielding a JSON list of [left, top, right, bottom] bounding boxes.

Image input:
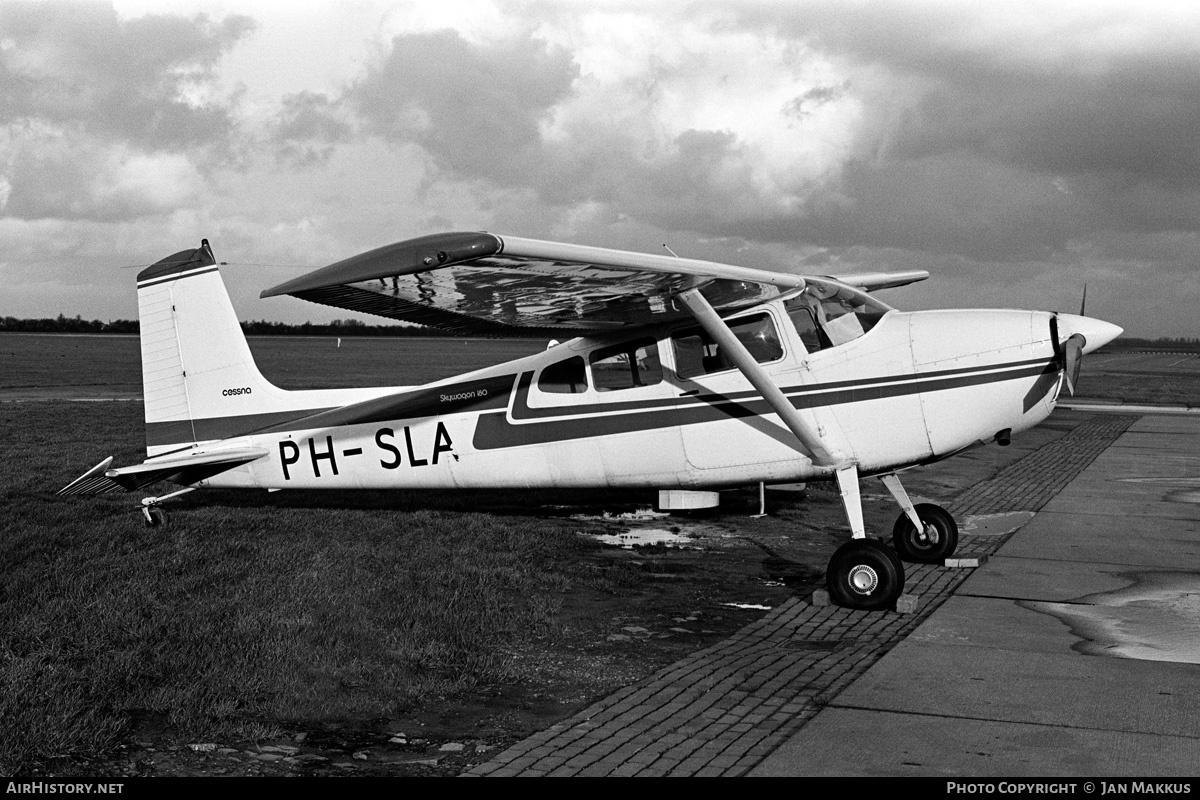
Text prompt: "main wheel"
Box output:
[[892, 503, 958, 563], [826, 539, 905, 611], [142, 506, 167, 527]]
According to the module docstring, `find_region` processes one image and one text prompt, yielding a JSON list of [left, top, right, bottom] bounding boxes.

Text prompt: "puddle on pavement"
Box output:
[[574, 508, 698, 549], [1023, 572, 1200, 664], [576, 507, 717, 549], [587, 509, 673, 522], [1117, 476, 1200, 504], [959, 511, 1036, 537], [590, 528, 695, 548]]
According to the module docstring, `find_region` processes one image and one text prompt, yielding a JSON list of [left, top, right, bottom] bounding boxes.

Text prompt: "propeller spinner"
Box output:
[[1053, 313, 1124, 396]]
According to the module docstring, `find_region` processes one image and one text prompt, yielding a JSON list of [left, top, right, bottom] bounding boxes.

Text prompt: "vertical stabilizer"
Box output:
[[136, 240, 285, 455]]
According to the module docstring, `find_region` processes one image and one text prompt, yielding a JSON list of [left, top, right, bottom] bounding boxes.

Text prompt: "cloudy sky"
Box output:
[[2, 0, 1198, 337]]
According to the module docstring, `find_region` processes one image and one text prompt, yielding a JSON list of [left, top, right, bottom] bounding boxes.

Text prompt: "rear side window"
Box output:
[[589, 339, 663, 391], [671, 313, 783, 379], [538, 356, 587, 394]]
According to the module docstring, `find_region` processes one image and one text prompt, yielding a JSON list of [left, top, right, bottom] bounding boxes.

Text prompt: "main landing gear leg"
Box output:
[[139, 487, 196, 527], [826, 465, 906, 611], [674, 288, 904, 611], [880, 473, 959, 564]]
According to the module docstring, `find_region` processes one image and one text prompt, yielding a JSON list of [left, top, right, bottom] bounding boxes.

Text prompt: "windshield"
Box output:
[[784, 280, 892, 352]]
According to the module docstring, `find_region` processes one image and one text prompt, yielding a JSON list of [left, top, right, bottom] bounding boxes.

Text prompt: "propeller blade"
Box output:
[[1062, 333, 1085, 396]]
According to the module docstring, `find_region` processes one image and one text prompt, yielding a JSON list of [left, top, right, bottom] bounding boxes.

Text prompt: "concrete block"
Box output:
[[894, 593, 920, 614], [658, 489, 720, 510]]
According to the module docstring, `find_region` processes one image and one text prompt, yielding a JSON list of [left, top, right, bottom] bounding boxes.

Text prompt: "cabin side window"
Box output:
[[671, 313, 783, 380], [589, 339, 663, 392], [785, 284, 890, 353], [537, 355, 588, 393]]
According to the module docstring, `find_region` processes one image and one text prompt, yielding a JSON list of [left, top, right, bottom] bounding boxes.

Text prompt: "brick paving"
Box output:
[[467, 414, 1139, 777]]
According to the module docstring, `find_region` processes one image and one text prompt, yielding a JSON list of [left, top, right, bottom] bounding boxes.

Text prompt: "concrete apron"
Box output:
[[751, 414, 1200, 777]]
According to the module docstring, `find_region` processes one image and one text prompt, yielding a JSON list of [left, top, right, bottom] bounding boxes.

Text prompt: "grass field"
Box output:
[[1074, 349, 1200, 407], [2, 335, 643, 774], [3, 397, 679, 774], [0, 332, 544, 392]]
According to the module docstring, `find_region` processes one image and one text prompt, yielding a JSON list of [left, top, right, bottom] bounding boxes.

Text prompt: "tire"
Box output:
[[826, 539, 905, 611], [892, 503, 958, 563], [142, 506, 167, 527]]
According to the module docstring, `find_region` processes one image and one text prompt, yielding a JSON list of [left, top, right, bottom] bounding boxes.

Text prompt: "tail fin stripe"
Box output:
[[137, 265, 219, 290]]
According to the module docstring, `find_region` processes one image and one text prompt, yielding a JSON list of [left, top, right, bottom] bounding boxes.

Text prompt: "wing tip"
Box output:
[[260, 231, 502, 299], [830, 270, 930, 292]]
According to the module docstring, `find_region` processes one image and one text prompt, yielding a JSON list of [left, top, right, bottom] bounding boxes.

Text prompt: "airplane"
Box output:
[[59, 232, 1123, 611]]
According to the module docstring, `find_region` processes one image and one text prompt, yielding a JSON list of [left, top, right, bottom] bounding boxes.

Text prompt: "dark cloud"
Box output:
[[270, 90, 351, 166], [3, 132, 199, 220], [628, 129, 817, 242], [790, 155, 1098, 259], [868, 58, 1200, 196], [0, 1, 255, 149], [697, 2, 1200, 260], [346, 28, 578, 182], [783, 82, 848, 119]]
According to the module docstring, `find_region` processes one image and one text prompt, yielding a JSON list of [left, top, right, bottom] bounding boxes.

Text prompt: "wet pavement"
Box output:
[[469, 412, 1200, 776]]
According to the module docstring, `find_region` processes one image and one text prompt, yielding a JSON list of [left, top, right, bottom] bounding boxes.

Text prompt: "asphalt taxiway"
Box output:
[[471, 411, 1200, 777]]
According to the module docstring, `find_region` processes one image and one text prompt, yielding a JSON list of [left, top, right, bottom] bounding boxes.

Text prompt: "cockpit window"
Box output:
[[671, 313, 783, 379], [538, 355, 587, 394], [785, 282, 890, 353], [589, 339, 663, 392]]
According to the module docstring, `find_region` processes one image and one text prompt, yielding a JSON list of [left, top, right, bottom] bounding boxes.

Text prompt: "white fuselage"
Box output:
[[190, 302, 1064, 493]]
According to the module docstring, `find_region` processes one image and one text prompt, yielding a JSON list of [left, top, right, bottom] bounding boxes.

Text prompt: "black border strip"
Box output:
[[137, 265, 220, 290], [510, 357, 1052, 421], [473, 360, 1055, 450]]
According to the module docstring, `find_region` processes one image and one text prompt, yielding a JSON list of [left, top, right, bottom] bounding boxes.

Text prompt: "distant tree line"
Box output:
[[240, 318, 449, 337], [4, 314, 1196, 349], [0, 314, 448, 337], [0, 314, 140, 334], [1112, 337, 1200, 352]]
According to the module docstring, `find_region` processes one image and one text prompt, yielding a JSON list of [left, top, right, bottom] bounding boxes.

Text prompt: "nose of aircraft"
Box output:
[[1055, 313, 1124, 355]]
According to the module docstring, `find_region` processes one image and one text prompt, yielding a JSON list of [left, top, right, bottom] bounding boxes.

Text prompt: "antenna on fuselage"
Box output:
[[1080, 283, 1088, 317], [663, 244, 680, 258]]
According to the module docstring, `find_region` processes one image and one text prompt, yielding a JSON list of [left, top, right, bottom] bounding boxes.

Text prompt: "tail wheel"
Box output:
[[827, 539, 905, 611], [892, 503, 958, 563]]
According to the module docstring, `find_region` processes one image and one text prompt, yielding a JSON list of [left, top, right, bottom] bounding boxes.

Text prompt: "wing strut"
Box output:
[[676, 287, 845, 469]]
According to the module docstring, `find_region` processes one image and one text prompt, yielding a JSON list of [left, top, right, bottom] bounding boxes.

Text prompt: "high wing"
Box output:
[[262, 233, 925, 337]]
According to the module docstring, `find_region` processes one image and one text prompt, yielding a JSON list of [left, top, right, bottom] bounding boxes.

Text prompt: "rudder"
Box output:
[[136, 240, 286, 455]]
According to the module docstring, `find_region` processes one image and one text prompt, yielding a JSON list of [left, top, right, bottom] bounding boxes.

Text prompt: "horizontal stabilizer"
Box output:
[[57, 456, 120, 496], [58, 448, 268, 495]]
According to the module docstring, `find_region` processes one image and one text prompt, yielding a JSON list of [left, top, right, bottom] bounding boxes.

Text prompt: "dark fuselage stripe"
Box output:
[[146, 357, 1057, 452], [508, 356, 1052, 420], [471, 360, 1056, 450]]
